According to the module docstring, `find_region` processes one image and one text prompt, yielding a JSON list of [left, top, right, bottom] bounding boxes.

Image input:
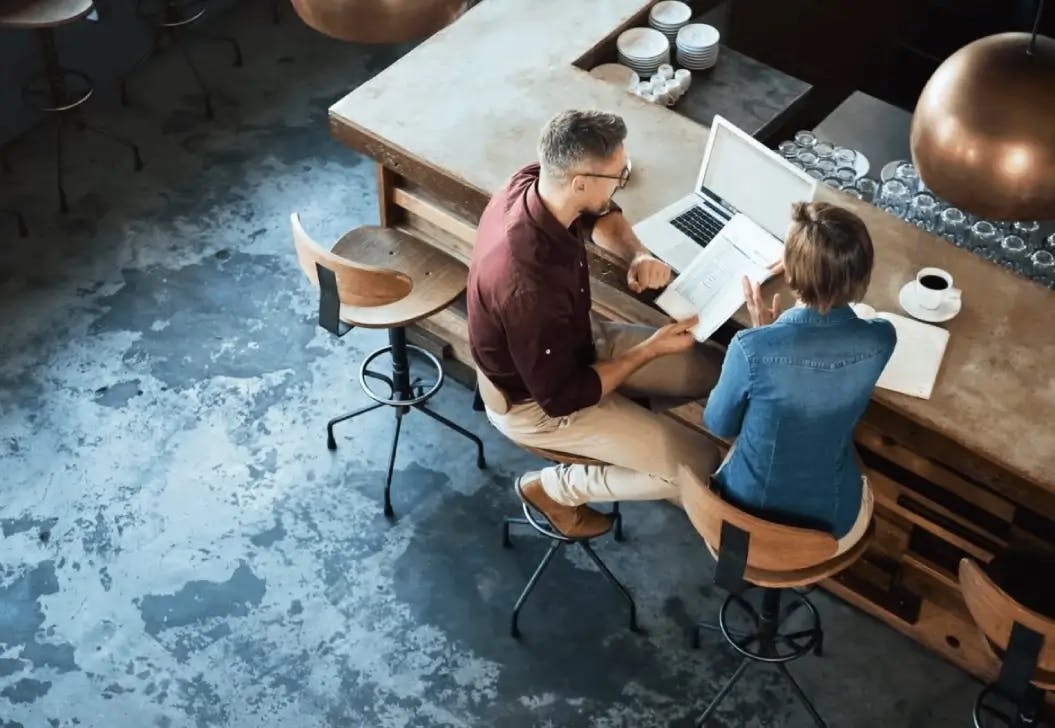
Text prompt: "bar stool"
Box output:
[[0, 0, 144, 213], [474, 372, 638, 639], [290, 213, 485, 517], [960, 554, 1055, 728], [121, 0, 243, 119], [680, 467, 873, 728]]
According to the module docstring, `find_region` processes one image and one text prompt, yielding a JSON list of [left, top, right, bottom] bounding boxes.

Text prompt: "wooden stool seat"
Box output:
[[0, 0, 94, 28], [294, 221, 466, 329]]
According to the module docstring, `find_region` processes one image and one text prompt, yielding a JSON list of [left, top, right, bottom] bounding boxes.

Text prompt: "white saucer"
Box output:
[[898, 281, 961, 323]]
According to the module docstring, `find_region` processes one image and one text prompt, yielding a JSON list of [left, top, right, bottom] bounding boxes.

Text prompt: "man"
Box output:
[[467, 109, 723, 539]]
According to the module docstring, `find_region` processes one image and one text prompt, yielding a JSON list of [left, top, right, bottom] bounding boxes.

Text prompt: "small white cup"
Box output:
[[658, 63, 675, 80], [915, 267, 961, 310], [675, 68, 692, 84]]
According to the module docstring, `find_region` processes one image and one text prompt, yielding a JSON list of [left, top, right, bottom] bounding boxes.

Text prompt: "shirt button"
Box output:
[[579, 261, 584, 268], [580, 288, 584, 293], [545, 349, 551, 355]]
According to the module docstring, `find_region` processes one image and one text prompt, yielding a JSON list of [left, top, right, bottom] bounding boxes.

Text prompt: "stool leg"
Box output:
[[172, 31, 214, 119], [579, 541, 641, 633], [55, 115, 68, 214], [776, 663, 827, 727], [511, 540, 562, 638], [414, 404, 486, 469], [326, 402, 384, 450], [697, 657, 751, 726], [75, 120, 144, 171], [611, 501, 623, 541], [382, 407, 405, 518], [186, 29, 243, 67], [501, 517, 530, 548]]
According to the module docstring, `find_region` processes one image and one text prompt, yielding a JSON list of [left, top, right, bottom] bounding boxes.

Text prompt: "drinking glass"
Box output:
[[821, 176, 842, 189], [832, 147, 857, 169], [1031, 250, 1055, 286], [795, 150, 818, 170], [1011, 220, 1041, 248], [778, 141, 799, 160], [813, 141, 834, 159], [834, 166, 857, 187], [969, 220, 998, 252], [1045, 232, 1055, 251], [878, 179, 911, 217], [938, 207, 967, 245], [1000, 235, 1029, 273], [895, 162, 922, 193], [909, 193, 939, 232], [794, 130, 817, 148], [814, 158, 837, 176], [855, 178, 879, 204], [804, 167, 824, 180]]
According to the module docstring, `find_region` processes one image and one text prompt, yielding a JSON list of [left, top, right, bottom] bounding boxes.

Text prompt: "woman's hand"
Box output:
[[742, 276, 782, 327]]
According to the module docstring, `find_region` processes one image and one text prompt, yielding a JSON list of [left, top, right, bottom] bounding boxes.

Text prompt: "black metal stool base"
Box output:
[[122, 0, 243, 119], [973, 682, 1045, 728], [326, 327, 486, 518], [501, 502, 641, 639], [693, 587, 827, 727], [7, 29, 144, 213]]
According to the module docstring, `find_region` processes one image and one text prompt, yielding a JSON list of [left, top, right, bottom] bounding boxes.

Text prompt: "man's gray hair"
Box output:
[[537, 109, 627, 180]]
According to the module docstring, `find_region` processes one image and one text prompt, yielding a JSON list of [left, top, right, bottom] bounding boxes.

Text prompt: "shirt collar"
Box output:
[[522, 170, 585, 265], [776, 304, 858, 325]]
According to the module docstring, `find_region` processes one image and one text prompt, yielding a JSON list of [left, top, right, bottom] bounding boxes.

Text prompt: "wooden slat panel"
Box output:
[[856, 423, 1016, 524], [393, 186, 478, 245]]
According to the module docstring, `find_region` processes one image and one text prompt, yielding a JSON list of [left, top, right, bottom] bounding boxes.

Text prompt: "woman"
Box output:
[[703, 201, 896, 553]]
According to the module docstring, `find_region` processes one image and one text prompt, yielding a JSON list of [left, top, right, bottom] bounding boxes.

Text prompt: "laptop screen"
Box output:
[[699, 120, 815, 241]]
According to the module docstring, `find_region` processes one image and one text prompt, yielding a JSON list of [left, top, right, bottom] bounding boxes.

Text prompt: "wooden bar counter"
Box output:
[[329, 0, 1055, 688]]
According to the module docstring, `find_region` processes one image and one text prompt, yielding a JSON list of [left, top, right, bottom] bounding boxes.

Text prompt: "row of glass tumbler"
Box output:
[[777, 131, 1055, 289]]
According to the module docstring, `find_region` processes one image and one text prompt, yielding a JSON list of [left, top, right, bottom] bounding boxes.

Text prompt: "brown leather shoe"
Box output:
[[515, 473, 613, 539]]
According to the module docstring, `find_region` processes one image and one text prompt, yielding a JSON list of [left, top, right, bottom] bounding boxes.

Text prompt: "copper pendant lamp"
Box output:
[[910, 0, 1055, 220], [289, 0, 468, 44]]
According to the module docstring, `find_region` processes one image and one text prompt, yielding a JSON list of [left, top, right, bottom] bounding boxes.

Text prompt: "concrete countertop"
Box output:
[[330, 0, 1055, 492]]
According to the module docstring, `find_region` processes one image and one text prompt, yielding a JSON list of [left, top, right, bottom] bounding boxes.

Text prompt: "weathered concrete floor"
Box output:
[[0, 5, 979, 727]]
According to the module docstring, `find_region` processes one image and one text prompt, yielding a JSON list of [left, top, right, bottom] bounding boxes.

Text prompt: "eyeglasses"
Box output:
[[575, 165, 631, 189]]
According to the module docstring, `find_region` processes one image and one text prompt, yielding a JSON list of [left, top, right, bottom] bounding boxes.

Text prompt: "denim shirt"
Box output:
[[703, 305, 896, 537]]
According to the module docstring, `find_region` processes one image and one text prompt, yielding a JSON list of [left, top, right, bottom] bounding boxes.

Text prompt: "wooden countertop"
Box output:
[[330, 0, 1055, 493]]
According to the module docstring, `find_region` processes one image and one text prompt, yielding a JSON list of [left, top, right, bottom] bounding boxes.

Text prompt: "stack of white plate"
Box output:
[[648, 0, 691, 42], [617, 27, 670, 77], [676, 23, 720, 70]]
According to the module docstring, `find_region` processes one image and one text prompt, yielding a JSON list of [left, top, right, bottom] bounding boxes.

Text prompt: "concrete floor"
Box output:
[[0, 5, 980, 727]]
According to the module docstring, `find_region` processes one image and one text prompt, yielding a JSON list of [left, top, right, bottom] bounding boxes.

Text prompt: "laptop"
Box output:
[[634, 115, 818, 275]]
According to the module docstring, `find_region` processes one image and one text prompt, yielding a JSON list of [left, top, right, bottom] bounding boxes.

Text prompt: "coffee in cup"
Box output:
[[915, 267, 961, 310]]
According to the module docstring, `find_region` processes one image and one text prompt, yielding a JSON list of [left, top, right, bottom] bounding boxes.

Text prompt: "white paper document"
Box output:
[[654, 214, 784, 342], [851, 304, 949, 399]]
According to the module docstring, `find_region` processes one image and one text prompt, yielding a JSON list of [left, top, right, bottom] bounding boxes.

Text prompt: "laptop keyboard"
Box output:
[[670, 206, 725, 248]]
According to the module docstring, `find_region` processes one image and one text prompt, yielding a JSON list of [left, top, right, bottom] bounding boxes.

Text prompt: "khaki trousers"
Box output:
[[485, 319, 724, 506]]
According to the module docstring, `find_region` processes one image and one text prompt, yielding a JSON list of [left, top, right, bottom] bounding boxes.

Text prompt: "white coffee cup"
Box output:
[[658, 63, 675, 80], [915, 267, 961, 310]]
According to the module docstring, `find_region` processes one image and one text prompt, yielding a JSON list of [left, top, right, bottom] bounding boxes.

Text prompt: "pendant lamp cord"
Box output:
[[1029, 0, 1046, 55]]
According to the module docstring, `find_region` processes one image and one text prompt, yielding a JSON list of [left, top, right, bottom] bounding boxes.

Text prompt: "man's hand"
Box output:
[[643, 315, 699, 356], [627, 252, 672, 293], [742, 276, 782, 327]]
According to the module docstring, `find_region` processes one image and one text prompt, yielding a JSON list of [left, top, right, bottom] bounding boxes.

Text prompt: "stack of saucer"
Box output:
[[589, 63, 640, 91], [617, 26, 670, 78], [676, 23, 720, 70], [648, 0, 691, 42]]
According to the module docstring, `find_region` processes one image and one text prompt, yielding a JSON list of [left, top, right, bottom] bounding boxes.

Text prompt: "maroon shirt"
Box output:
[[468, 163, 610, 417]]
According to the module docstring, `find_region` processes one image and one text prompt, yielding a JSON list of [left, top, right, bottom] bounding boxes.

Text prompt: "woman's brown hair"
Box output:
[[784, 202, 874, 314]]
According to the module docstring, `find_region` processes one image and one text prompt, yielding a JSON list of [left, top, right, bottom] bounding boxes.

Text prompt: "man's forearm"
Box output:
[[592, 211, 649, 262], [591, 342, 656, 396]]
